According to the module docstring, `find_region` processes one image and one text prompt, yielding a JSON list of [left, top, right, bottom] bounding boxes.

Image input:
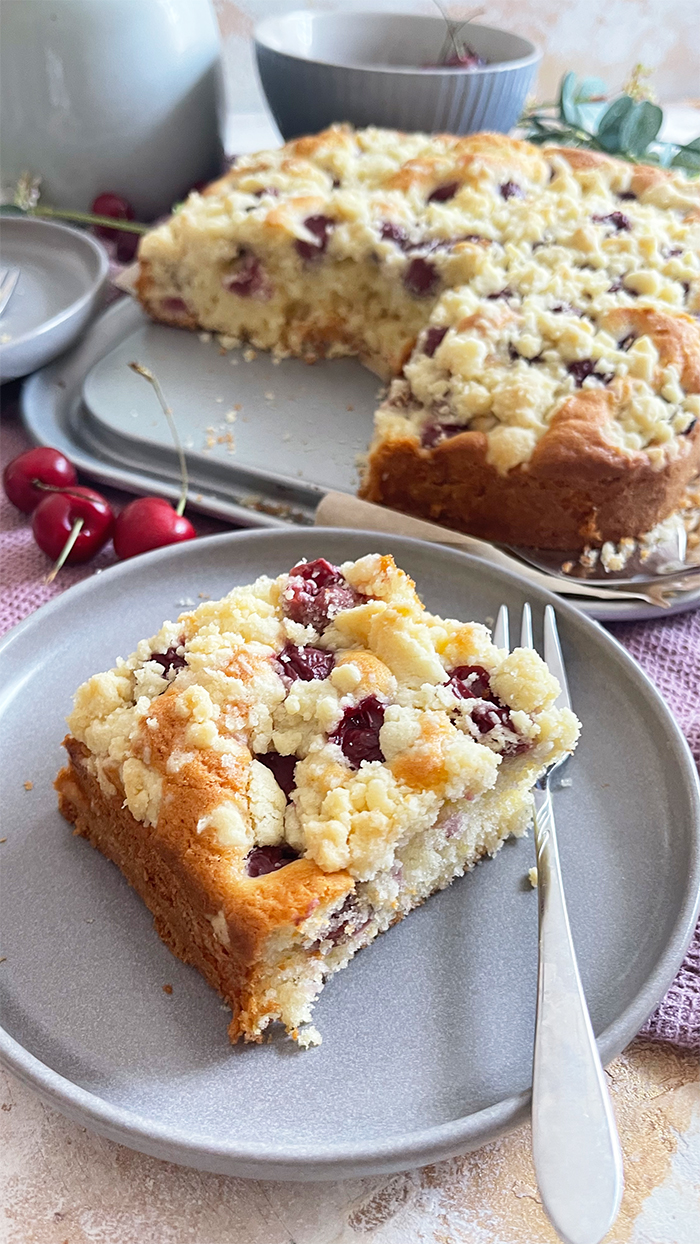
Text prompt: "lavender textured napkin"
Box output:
[[1, 399, 698, 1049]]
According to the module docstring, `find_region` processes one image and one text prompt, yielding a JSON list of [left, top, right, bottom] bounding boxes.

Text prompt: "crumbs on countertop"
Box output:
[[162, 984, 173, 995], [528, 867, 538, 888], [23, 781, 33, 791]]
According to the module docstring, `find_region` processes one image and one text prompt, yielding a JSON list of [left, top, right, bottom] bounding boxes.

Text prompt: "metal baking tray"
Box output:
[[21, 296, 382, 529], [20, 296, 700, 621]]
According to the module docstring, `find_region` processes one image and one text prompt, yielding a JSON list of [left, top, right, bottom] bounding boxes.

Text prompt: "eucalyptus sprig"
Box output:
[[520, 71, 700, 174], [0, 172, 149, 233], [0, 202, 149, 234]]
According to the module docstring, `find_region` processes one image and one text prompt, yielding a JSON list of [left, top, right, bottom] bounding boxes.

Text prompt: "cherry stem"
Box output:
[[27, 206, 148, 235], [45, 517, 84, 584], [129, 362, 189, 516], [430, 2, 484, 63], [32, 480, 88, 501]]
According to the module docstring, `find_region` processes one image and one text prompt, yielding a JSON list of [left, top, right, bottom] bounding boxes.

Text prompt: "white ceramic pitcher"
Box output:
[[0, 0, 224, 218]]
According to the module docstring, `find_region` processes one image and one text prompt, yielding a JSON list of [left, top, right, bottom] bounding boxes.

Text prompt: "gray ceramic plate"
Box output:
[[20, 298, 700, 623], [0, 216, 108, 381], [1, 530, 698, 1181]]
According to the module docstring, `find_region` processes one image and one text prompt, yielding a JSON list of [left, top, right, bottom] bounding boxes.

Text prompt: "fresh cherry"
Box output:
[[442, 48, 486, 68], [91, 192, 139, 261], [113, 497, 196, 561], [92, 192, 134, 238], [32, 486, 114, 565], [3, 447, 78, 514]]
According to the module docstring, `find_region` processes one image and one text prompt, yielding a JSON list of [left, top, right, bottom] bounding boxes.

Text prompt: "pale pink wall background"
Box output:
[[213, 0, 700, 122]]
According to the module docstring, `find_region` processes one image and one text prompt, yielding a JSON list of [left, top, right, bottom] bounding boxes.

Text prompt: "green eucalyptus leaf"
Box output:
[[679, 135, 700, 153], [620, 101, 663, 157], [596, 95, 635, 151], [574, 76, 608, 104], [559, 72, 579, 125], [671, 146, 700, 172]]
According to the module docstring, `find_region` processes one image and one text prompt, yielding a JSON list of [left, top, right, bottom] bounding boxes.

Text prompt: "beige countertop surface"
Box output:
[[2, 1037, 698, 1244]]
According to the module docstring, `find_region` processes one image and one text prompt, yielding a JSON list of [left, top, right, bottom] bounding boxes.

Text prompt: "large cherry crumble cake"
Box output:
[[137, 126, 700, 549], [56, 554, 579, 1046]]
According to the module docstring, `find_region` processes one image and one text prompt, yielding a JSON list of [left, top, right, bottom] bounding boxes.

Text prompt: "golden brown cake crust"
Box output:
[[56, 737, 352, 1042], [360, 404, 700, 548]]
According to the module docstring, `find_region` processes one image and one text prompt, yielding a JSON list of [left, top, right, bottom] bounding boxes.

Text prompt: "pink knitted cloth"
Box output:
[[1, 396, 699, 1049]]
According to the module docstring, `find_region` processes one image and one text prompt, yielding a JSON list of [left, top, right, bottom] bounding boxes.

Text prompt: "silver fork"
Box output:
[[495, 602, 624, 1244], [0, 267, 20, 317]]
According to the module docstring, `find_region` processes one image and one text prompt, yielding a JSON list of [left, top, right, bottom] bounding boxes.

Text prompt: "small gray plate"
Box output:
[[1, 530, 698, 1180], [0, 216, 108, 381]]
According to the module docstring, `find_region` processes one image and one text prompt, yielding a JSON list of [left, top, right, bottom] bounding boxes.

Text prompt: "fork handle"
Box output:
[[531, 783, 624, 1244]]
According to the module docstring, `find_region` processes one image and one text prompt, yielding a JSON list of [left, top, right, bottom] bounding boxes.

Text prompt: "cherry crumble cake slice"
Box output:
[[56, 554, 579, 1046]]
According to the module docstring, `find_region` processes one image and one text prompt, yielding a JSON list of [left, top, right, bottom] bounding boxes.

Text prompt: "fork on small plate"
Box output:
[[495, 602, 624, 1244], [0, 267, 20, 318]]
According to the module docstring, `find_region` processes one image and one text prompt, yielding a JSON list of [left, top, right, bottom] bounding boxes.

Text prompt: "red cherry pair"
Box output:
[[2, 446, 195, 576]]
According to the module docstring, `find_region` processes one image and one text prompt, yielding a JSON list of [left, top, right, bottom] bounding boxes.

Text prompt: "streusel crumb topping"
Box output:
[[68, 555, 578, 882], [139, 127, 699, 474]]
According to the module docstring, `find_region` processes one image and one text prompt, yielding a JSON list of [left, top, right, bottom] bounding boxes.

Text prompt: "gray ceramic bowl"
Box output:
[[254, 11, 540, 140]]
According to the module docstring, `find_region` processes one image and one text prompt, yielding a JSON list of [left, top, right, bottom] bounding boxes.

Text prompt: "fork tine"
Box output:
[[493, 604, 509, 651], [520, 602, 533, 649], [0, 267, 19, 316], [544, 604, 572, 711]]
